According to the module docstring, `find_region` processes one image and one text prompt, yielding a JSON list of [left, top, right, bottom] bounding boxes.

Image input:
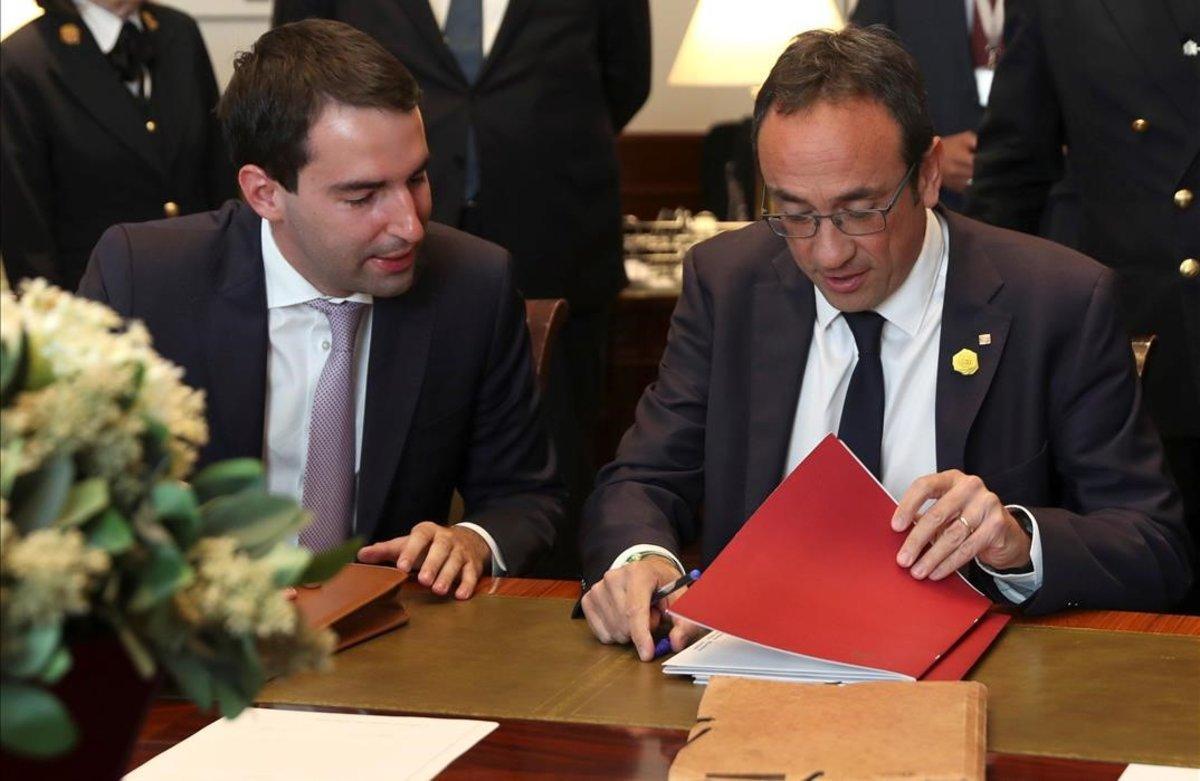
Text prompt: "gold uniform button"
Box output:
[[1131, 118, 1149, 133], [145, 119, 157, 133], [1181, 258, 1200, 279], [1175, 189, 1194, 209], [163, 201, 180, 218]]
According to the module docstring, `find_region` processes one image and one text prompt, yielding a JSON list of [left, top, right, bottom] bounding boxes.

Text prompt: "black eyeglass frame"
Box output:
[[761, 162, 919, 239]]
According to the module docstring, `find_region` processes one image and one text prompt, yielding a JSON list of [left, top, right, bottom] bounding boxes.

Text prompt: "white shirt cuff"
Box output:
[[456, 522, 506, 576], [609, 544, 685, 574], [976, 504, 1043, 604]]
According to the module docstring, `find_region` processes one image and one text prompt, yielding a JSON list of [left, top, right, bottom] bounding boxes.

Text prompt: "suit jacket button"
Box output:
[[163, 201, 179, 218], [145, 119, 157, 133], [1180, 258, 1200, 279], [1175, 189, 1194, 209], [1130, 118, 1150, 133]]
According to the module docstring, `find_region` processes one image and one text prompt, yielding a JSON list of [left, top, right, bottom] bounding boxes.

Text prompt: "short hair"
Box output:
[[217, 20, 422, 192], [753, 25, 934, 173]]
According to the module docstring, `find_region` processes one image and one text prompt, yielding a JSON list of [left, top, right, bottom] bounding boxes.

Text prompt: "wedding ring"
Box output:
[[957, 515, 974, 533]]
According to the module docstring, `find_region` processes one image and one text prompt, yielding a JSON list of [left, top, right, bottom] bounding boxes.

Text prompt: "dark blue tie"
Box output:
[[445, 0, 482, 203], [838, 311, 887, 479]]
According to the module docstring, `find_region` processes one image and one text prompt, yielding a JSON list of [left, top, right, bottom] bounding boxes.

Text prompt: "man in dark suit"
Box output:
[[850, 0, 1012, 209], [79, 20, 563, 597], [965, 0, 1200, 608], [579, 27, 1191, 661], [271, 0, 652, 577], [2, 0, 234, 290]]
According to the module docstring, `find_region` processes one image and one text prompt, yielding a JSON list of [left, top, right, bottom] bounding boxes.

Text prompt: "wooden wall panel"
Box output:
[[616, 132, 705, 218]]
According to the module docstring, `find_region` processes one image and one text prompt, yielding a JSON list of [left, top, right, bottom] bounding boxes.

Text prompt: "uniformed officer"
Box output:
[[966, 0, 1200, 610], [1, 0, 235, 290]]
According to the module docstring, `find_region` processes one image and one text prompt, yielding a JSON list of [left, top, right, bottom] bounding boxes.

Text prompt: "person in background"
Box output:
[[850, 0, 1014, 211], [965, 0, 1200, 610], [271, 0, 653, 579], [1, 0, 234, 289]]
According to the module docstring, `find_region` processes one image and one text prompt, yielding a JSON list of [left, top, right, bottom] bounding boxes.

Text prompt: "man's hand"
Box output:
[[580, 556, 706, 661], [892, 470, 1032, 580], [357, 522, 491, 600], [940, 130, 978, 194]]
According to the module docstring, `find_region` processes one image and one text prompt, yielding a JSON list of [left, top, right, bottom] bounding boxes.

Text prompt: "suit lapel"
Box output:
[[935, 212, 1011, 471], [144, 8, 187, 174], [354, 274, 436, 541], [743, 248, 816, 520], [1100, 0, 1198, 120], [398, 0, 466, 82], [477, 0, 532, 84], [46, 14, 162, 174], [200, 207, 269, 465]]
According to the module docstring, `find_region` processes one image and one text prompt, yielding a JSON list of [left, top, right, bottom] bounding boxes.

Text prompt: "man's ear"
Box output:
[[918, 138, 944, 207], [238, 164, 286, 221]]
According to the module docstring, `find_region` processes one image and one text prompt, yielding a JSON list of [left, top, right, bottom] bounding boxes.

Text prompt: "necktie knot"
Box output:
[[843, 310, 886, 357], [307, 299, 366, 353], [108, 21, 153, 84]]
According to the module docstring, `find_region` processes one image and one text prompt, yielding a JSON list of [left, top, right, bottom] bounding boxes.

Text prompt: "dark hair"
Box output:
[[753, 25, 934, 173], [217, 20, 422, 192]]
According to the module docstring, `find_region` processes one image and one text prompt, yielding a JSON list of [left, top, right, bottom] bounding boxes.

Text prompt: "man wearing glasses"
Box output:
[[577, 26, 1192, 660]]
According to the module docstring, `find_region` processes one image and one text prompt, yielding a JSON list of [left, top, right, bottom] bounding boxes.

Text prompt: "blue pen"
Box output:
[[649, 569, 701, 660]]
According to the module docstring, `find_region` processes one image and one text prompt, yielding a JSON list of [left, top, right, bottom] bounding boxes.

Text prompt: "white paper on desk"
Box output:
[[124, 708, 498, 781], [1119, 765, 1200, 780]]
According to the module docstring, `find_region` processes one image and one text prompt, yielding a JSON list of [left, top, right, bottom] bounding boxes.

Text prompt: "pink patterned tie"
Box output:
[[299, 299, 367, 552]]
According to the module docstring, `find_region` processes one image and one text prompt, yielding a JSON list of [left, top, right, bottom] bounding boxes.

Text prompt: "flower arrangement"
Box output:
[[0, 280, 355, 758]]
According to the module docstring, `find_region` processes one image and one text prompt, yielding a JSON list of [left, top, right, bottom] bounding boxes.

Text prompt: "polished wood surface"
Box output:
[[617, 132, 705, 219], [130, 579, 1196, 778]]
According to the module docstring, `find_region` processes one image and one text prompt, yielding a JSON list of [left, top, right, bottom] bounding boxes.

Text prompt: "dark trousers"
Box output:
[[532, 305, 610, 579]]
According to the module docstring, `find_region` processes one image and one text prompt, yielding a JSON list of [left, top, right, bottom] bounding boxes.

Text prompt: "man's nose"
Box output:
[[805, 217, 856, 270], [384, 189, 425, 244]]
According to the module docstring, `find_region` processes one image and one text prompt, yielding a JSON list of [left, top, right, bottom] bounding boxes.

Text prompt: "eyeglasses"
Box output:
[[761, 162, 918, 239]]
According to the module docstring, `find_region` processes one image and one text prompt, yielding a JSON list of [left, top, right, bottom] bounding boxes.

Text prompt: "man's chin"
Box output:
[[364, 268, 416, 298]]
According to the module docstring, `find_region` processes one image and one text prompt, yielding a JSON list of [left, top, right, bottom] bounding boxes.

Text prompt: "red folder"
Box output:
[[669, 435, 1007, 680]]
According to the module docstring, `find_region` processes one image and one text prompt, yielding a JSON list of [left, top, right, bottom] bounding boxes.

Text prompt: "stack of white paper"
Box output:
[[663, 631, 915, 685], [124, 708, 498, 781]]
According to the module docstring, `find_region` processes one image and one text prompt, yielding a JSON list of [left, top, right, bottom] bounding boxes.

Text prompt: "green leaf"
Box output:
[[55, 477, 109, 527], [191, 459, 265, 504], [23, 334, 56, 392], [296, 537, 361, 585], [140, 416, 172, 479], [151, 480, 201, 547], [10, 452, 74, 533], [0, 681, 77, 758], [0, 331, 21, 401], [39, 647, 72, 685], [198, 493, 307, 557], [0, 441, 21, 498], [161, 652, 214, 711], [4, 622, 62, 678], [212, 676, 251, 720], [87, 508, 135, 553], [128, 544, 193, 612], [259, 542, 312, 588]]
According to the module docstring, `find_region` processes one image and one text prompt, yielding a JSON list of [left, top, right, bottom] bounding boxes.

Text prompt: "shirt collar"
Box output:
[[814, 208, 946, 337], [261, 219, 373, 309], [73, 0, 141, 55]]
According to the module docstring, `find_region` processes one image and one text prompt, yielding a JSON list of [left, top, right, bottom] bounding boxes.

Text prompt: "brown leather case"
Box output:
[[294, 564, 408, 652], [669, 678, 987, 781]]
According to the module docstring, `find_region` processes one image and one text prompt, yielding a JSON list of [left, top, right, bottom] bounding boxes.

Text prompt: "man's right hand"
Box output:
[[940, 130, 978, 193], [580, 557, 706, 661]]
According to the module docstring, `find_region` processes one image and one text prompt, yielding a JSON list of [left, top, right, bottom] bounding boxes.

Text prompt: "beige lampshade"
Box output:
[[2, 0, 43, 41], [669, 0, 845, 87]]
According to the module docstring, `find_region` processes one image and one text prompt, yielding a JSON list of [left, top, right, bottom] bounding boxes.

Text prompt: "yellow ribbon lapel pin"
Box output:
[[952, 348, 980, 376]]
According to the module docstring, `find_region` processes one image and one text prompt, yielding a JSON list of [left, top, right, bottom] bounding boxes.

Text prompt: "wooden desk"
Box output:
[[130, 579, 1200, 779]]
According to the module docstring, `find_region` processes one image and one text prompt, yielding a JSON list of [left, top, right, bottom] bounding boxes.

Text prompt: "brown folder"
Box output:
[[669, 677, 987, 781], [294, 564, 409, 652]]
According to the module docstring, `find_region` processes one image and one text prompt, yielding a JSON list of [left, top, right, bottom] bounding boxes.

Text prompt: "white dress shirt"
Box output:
[[427, 0, 508, 57], [74, 0, 151, 98], [260, 220, 507, 572], [615, 211, 1042, 604]]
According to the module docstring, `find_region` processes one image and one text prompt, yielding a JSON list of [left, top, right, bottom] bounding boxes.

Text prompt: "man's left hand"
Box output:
[[892, 470, 1032, 580], [358, 522, 492, 600]]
